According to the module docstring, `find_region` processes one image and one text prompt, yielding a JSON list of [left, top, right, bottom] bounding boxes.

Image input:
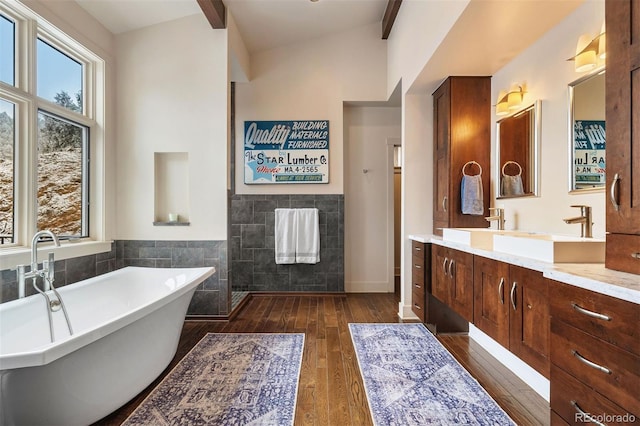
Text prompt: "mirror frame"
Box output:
[[495, 100, 541, 199], [567, 67, 606, 194]]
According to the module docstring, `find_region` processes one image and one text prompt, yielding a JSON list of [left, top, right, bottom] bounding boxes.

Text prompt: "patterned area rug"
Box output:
[[123, 333, 304, 426], [349, 323, 515, 426]]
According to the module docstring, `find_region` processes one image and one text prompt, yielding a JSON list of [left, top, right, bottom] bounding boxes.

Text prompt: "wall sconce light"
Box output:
[[495, 85, 526, 116], [568, 24, 606, 72]]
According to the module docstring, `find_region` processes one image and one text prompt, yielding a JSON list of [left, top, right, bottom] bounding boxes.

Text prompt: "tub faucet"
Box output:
[[563, 205, 592, 238], [17, 230, 61, 298], [485, 207, 505, 230]]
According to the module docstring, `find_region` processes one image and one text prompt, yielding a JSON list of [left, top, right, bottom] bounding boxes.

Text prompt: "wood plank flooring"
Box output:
[[93, 293, 549, 426]]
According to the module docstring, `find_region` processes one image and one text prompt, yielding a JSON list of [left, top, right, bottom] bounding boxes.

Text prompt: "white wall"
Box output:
[[386, 0, 468, 100], [344, 106, 401, 292], [491, 1, 606, 238], [115, 14, 228, 240], [234, 23, 388, 195]]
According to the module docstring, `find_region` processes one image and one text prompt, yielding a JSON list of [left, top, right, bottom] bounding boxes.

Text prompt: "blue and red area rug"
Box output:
[[349, 323, 516, 426], [123, 333, 304, 426]]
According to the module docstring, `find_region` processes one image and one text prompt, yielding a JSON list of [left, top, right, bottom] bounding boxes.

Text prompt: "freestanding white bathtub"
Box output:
[[0, 266, 215, 426]]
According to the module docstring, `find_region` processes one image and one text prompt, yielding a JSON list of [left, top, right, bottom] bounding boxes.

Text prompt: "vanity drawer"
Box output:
[[551, 364, 638, 425], [411, 279, 426, 297], [550, 280, 639, 355], [412, 263, 425, 286], [551, 320, 640, 416], [412, 240, 427, 258], [412, 289, 426, 322], [606, 233, 640, 275], [550, 410, 570, 426]]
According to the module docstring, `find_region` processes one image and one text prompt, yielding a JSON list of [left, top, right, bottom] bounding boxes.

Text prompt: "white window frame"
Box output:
[[0, 1, 110, 270]]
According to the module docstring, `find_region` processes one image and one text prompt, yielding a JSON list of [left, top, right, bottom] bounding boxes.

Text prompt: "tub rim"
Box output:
[[0, 266, 215, 371]]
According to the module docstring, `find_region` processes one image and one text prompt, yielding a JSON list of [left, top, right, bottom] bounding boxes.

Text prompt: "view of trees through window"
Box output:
[[0, 99, 14, 244], [37, 91, 86, 237], [0, 90, 86, 243]]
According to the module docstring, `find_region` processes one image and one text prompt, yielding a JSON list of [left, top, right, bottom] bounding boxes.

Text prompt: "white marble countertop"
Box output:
[[409, 233, 640, 304]]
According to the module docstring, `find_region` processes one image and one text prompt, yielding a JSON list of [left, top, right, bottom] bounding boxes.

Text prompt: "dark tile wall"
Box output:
[[117, 240, 228, 316], [229, 194, 344, 292], [0, 242, 117, 302], [0, 240, 228, 316]]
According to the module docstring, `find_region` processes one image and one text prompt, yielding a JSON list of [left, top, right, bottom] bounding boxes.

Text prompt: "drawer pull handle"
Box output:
[[498, 278, 505, 305], [414, 283, 422, 289], [610, 173, 620, 212], [448, 259, 454, 277], [442, 258, 449, 276], [572, 303, 611, 321], [632, 252, 640, 259], [571, 401, 606, 426], [442, 196, 448, 212], [414, 264, 422, 269], [510, 281, 517, 311], [571, 350, 611, 375], [415, 247, 422, 251], [413, 303, 422, 310]]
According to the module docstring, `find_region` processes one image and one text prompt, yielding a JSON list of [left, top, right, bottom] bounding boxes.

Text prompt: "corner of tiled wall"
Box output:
[[230, 194, 344, 293]]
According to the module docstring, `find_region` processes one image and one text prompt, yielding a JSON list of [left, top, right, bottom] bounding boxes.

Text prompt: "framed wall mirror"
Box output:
[[496, 100, 540, 199], [568, 68, 605, 192]]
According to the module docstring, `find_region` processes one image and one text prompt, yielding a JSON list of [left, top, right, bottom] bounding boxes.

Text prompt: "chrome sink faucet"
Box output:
[[563, 205, 593, 238], [485, 207, 505, 230], [17, 230, 61, 298]]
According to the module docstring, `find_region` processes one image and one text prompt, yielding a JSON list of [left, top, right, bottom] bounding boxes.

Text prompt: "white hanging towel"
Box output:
[[275, 208, 297, 264], [295, 208, 320, 264]]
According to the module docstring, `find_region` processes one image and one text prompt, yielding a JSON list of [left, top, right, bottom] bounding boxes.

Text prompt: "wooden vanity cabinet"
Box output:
[[605, 0, 640, 275], [411, 241, 429, 322], [549, 280, 640, 423], [431, 245, 474, 323], [473, 257, 550, 377], [432, 76, 491, 235], [473, 256, 510, 347]]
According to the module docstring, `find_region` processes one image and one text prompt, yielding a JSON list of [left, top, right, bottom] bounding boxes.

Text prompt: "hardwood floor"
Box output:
[[94, 293, 548, 425]]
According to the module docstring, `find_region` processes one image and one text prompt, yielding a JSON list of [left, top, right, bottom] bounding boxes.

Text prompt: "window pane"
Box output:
[[37, 110, 88, 237], [37, 39, 83, 113], [0, 99, 14, 245], [0, 14, 15, 85]]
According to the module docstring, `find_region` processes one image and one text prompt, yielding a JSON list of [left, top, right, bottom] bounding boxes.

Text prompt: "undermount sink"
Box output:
[[493, 233, 605, 263], [442, 228, 537, 251]]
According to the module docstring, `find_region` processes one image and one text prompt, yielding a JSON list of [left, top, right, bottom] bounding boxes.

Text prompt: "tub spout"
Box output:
[[17, 230, 61, 298]]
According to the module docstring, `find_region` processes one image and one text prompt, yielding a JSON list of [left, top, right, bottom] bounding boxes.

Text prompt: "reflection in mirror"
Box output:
[[496, 101, 540, 199], [568, 69, 605, 192]]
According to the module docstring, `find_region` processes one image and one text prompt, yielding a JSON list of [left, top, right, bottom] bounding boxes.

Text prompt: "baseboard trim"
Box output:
[[398, 302, 420, 320], [185, 315, 229, 321], [469, 324, 550, 401], [345, 281, 393, 293], [250, 291, 347, 298]]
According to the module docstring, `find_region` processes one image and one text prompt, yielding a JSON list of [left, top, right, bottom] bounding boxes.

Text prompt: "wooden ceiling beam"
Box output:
[[382, 0, 402, 39], [197, 0, 226, 29]]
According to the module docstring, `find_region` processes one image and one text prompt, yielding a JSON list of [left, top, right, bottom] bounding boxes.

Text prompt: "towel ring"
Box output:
[[462, 161, 483, 176], [502, 160, 523, 177]]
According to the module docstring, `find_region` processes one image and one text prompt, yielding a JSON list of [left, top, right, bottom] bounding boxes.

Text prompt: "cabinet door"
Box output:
[[431, 245, 449, 304], [473, 256, 509, 347], [509, 266, 549, 378], [448, 249, 474, 323], [433, 81, 451, 234], [606, 0, 640, 235]]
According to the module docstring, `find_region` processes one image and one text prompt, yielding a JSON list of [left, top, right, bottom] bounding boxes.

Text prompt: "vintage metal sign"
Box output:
[[574, 120, 605, 187], [244, 120, 329, 184]]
